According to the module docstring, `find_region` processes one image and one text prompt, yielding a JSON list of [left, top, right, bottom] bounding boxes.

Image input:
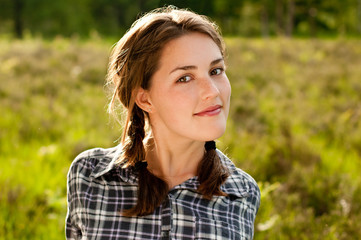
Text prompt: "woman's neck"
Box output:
[[145, 137, 205, 189]]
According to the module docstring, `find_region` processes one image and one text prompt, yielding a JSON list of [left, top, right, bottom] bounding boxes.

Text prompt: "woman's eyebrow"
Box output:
[[169, 65, 197, 74], [169, 57, 224, 75], [210, 58, 224, 66]]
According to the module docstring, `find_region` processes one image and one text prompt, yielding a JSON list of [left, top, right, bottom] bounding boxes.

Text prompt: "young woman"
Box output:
[[66, 7, 260, 240]]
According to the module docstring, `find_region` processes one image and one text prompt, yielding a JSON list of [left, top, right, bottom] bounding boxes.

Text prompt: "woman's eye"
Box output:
[[210, 68, 223, 75], [176, 75, 192, 83]]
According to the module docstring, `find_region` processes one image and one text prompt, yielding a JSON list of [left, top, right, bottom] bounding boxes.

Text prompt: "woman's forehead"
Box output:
[[158, 32, 223, 70]]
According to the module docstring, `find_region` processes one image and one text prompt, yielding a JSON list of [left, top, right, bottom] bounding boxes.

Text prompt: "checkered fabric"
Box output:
[[66, 146, 260, 240]]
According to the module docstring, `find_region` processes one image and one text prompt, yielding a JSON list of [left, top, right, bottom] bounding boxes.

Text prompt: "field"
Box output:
[[1, 36, 361, 239]]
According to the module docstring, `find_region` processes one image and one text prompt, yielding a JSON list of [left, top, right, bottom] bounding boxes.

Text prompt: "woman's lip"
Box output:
[[194, 105, 222, 116]]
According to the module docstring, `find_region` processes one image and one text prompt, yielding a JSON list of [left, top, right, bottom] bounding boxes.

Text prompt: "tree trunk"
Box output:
[[13, 0, 23, 38], [276, 0, 284, 35], [309, 7, 317, 37], [286, 0, 294, 37], [261, 3, 269, 38]]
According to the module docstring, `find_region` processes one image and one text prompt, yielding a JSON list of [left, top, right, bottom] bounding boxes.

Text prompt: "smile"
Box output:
[[194, 105, 222, 116]]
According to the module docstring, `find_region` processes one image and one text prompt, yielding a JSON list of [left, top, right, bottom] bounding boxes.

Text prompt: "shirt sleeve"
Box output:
[[65, 158, 83, 240]]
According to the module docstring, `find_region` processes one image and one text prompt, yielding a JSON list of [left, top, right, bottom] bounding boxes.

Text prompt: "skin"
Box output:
[[135, 32, 231, 188]]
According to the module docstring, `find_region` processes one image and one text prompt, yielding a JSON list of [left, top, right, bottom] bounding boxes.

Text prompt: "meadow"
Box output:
[[0, 36, 360, 239]]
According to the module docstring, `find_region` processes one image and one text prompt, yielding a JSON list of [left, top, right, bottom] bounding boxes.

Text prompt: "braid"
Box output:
[[123, 165, 168, 216], [122, 105, 146, 167], [197, 141, 230, 200], [122, 105, 168, 217]]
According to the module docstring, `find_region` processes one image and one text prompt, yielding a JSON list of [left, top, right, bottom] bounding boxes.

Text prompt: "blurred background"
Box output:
[[1, 0, 361, 239], [1, 0, 361, 38]]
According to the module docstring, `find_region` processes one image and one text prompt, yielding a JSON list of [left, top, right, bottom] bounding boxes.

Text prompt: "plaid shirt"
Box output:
[[66, 146, 260, 240]]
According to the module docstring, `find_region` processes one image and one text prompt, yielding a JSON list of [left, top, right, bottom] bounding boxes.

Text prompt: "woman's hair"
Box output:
[[107, 6, 229, 216]]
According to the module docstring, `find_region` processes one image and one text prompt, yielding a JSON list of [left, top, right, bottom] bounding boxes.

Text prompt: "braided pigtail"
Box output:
[[122, 106, 168, 217], [123, 162, 169, 216], [123, 105, 146, 166], [197, 141, 230, 200]]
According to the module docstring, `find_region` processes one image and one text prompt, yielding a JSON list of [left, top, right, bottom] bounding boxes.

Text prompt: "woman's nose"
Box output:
[[199, 76, 220, 100]]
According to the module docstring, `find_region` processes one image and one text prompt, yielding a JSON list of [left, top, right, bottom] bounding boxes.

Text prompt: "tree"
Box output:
[[286, 0, 295, 37], [13, 0, 23, 38]]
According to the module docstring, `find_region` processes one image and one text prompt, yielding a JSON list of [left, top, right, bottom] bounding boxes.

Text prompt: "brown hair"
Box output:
[[107, 6, 229, 216]]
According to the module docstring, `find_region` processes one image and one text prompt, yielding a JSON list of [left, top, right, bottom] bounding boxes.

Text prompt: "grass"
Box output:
[[1, 36, 360, 239]]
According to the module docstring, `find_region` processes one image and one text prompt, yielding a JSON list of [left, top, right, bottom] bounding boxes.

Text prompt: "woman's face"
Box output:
[[142, 32, 231, 142]]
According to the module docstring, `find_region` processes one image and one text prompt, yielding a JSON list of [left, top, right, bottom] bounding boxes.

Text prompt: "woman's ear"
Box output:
[[135, 88, 152, 113]]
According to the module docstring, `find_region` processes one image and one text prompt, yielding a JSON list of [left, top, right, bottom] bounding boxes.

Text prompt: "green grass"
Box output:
[[1, 37, 360, 239]]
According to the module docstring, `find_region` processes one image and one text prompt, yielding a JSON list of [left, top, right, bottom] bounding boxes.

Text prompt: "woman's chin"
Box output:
[[199, 127, 227, 142]]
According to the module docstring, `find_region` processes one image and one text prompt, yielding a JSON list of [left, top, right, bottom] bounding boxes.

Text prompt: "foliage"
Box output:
[[0, 37, 361, 239], [220, 38, 361, 239], [0, 0, 361, 38], [0, 37, 119, 239]]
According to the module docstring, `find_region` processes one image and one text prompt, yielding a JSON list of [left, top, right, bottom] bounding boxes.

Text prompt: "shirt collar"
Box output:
[[166, 151, 253, 198], [172, 174, 251, 198], [90, 145, 137, 184], [90, 146, 254, 197]]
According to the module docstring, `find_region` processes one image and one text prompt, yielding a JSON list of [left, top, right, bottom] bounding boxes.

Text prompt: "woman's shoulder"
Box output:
[[67, 146, 119, 180], [217, 149, 261, 201]]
